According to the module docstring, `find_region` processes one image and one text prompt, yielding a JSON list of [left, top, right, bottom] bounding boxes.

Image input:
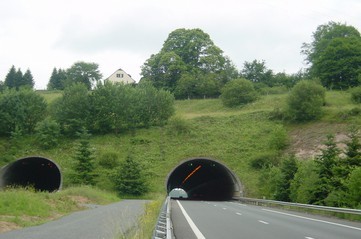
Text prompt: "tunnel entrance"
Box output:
[[0, 156, 62, 192], [167, 158, 242, 201]]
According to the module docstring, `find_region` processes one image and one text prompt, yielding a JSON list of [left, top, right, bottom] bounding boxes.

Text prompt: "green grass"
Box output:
[[0, 186, 119, 229]]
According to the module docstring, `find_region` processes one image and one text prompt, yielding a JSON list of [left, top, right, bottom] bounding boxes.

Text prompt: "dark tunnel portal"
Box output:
[[167, 158, 241, 201], [0, 156, 62, 192]]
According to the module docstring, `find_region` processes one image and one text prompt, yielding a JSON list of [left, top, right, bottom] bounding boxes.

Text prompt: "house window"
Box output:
[[116, 73, 124, 78]]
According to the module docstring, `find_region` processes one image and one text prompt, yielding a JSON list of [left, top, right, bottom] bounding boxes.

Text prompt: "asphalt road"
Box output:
[[0, 200, 148, 239], [171, 200, 361, 239]]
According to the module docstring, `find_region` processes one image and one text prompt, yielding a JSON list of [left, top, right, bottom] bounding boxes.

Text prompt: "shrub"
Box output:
[[221, 78, 259, 107], [0, 88, 47, 135], [98, 151, 120, 169], [350, 86, 361, 103], [287, 80, 326, 122], [35, 118, 61, 149], [250, 151, 280, 169], [166, 116, 192, 135]]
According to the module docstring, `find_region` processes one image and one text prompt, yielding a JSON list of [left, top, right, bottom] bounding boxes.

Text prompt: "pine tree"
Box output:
[[4, 65, 17, 89], [115, 154, 148, 196], [345, 127, 361, 168], [312, 134, 340, 205], [73, 128, 95, 185], [47, 68, 66, 90], [274, 155, 298, 202], [23, 69, 35, 89]]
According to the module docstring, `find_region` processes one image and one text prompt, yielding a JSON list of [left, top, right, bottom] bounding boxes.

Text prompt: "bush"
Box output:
[[287, 80, 326, 122], [50, 83, 91, 137], [269, 125, 289, 150], [250, 151, 280, 169], [98, 151, 120, 169], [0, 88, 47, 135], [35, 118, 61, 149], [221, 78, 259, 107], [350, 86, 361, 103], [166, 116, 192, 135]]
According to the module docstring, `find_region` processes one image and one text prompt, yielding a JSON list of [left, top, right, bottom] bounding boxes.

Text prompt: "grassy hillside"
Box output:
[[1, 90, 360, 233], [1, 90, 359, 197]]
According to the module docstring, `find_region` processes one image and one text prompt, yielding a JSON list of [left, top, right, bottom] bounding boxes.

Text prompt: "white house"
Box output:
[[105, 68, 136, 84]]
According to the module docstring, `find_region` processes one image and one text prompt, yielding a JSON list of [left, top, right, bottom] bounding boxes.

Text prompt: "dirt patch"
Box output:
[[0, 221, 20, 233], [68, 196, 91, 205], [287, 122, 350, 159]]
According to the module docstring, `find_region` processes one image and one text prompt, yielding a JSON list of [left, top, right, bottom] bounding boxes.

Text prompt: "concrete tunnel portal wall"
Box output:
[[0, 156, 62, 192], [166, 158, 243, 201]]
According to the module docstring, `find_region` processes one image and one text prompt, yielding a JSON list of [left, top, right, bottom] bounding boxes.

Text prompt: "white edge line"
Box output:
[[177, 200, 206, 239], [262, 208, 361, 231]]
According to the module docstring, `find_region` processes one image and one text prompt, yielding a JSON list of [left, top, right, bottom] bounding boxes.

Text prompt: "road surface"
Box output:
[[0, 200, 148, 239], [171, 200, 361, 239]]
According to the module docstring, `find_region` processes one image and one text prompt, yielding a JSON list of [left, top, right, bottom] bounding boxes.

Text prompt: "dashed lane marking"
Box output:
[[258, 220, 269, 225], [262, 208, 361, 231]]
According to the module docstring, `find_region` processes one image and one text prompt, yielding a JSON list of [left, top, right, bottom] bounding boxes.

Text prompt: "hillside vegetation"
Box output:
[[1, 90, 361, 232], [1, 90, 360, 196]]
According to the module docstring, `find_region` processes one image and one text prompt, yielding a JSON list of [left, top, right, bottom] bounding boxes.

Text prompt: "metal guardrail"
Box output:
[[238, 197, 361, 215], [153, 197, 173, 239]]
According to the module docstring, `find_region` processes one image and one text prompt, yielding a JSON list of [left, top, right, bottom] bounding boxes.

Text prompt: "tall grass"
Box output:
[[0, 186, 120, 229]]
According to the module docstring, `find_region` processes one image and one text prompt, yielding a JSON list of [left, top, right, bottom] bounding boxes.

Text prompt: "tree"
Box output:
[[65, 62, 102, 90], [73, 128, 96, 185], [344, 127, 361, 168], [287, 80, 326, 122], [221, 78, 258, 107], [312, 134, 340, 205], [302, 21, 361, 89], [4, 66, 35, 90], [313, 37, 361, 89], [141, 28, 238, 95], [35, 118, 61, 149], [4, 66, 16, 89], [240, 60, 273, 86], [344, 167, 361, 208], [47, 68, 67, 90], [50, 83, 91, 137], [22, 69, 35, 89], [0, 88, 47, 135], [89, 81, 174, 134], [274, 155, 298, 202], [115, 154, 148, 196]]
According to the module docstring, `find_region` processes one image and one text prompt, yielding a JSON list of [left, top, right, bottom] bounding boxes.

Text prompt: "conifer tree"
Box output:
[[73, 128, 96, 185], [312, 134, 340, 205], [23, 69, 35, 89], [115, 154, 148, 196]]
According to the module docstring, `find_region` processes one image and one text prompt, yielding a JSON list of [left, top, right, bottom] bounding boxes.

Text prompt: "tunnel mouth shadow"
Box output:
[[0, 156, 62, 192], [166, 157, 242, 201]]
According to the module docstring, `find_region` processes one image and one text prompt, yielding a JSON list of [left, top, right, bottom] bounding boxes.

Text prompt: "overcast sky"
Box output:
[[1, 0, 360, 89]]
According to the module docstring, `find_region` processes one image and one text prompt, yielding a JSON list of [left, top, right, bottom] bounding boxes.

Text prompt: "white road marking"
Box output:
[[177, 200, 206, 239], [222, 207, 227, 210], [263, 209, 361, 231], [305, 237, 315, 239], [236, 212, 242, 216], [258, 220, 269, 225]]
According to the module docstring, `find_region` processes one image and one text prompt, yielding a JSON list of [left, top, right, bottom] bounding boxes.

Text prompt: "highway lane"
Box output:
[[171, 200, 361, 239]]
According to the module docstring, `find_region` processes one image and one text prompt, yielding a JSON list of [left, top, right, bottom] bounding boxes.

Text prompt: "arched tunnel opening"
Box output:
[[0, 156, 62, 192], [167, 158, 242, 201]]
